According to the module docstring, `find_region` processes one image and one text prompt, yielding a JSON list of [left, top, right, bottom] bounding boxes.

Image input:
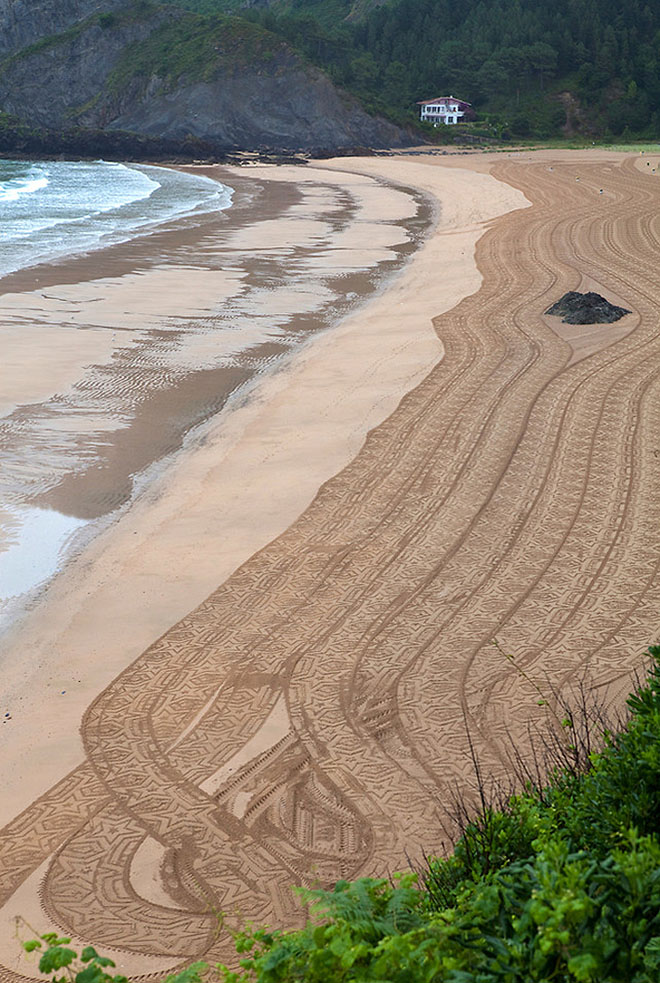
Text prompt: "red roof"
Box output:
[[417, 95, 472, 108]]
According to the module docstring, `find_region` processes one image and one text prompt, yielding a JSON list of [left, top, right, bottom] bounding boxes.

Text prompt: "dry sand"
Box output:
[[2, 148, 660, 979]]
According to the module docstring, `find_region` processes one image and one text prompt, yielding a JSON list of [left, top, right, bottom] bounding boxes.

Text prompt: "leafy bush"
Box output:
[[22, 934, 129, 983], [214, 651, 660, 980], [22, 933, 208, 983], [98, 13, 118, 29]]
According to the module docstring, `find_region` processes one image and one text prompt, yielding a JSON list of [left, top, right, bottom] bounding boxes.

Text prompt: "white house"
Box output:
[[417, 95, 472, 125]]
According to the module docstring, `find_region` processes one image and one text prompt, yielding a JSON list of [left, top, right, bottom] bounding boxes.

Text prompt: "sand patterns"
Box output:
[[1, 156, 660, 977]]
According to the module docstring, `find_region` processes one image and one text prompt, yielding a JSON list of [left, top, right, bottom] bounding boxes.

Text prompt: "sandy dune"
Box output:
[[2, 149, 660, 979]]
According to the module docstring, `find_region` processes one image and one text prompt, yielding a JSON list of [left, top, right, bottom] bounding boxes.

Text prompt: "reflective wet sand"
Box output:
[[0, 164, 429, 625]]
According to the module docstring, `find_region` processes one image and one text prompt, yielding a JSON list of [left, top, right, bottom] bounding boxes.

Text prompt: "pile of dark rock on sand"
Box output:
[[546, 291, 631, 325]]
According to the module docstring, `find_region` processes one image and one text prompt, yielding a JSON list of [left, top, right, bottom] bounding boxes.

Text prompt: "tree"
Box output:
[[495, 46, 529, 105], [526, 41, 558, 90]]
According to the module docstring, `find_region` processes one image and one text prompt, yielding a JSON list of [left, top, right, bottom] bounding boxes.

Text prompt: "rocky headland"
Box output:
[[0, 0, 413, 156]]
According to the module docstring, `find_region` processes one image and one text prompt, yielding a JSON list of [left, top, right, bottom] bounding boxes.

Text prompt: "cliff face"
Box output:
[[99, 69, 406, 151], [0, 0, 126, 57], [0, 7, 177, 130], [0, 2, 412, 153]]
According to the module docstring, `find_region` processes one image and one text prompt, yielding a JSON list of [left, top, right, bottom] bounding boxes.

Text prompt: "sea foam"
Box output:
[[0, 175, 50, 202], [0, 159, 232, 278]]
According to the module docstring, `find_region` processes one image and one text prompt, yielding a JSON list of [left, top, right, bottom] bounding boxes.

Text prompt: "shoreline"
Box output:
[[3, 148, 660, 980], [0, 157, 526, 834], [0, 153, 530, 982], [0, 161, 429, 637], [0, 161, 232, 282]]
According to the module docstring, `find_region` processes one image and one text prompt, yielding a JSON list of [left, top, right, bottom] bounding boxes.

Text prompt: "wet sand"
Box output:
[[4, 149, 659, 979], [0, 164, 428, 620]]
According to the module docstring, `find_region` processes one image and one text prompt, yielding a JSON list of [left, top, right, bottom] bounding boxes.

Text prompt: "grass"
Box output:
[[599, 142, 660, 153]]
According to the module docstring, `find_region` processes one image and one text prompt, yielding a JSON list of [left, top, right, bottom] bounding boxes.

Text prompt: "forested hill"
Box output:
[[1, 0, 658, 155], [177, 0, 660, 139]]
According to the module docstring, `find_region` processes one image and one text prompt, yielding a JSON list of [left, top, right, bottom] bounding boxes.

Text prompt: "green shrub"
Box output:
[[213, 652, 660, 981], [22, 933, 208, 983], [541, 652, 660, 854]]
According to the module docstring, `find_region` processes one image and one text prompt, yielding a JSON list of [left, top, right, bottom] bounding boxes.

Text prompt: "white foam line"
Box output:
[[0, 176, 49, 202]]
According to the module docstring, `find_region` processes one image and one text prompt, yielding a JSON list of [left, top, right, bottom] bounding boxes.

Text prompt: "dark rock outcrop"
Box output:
[[99, 69, 406, 153], [545, 291, 631, 325], [0, 0, 126, 58]]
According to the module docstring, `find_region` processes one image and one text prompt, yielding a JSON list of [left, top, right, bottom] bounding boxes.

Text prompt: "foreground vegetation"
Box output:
[[25, 649, 660, 982]]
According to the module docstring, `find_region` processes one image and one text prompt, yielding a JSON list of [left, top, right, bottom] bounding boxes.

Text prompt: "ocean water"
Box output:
[[0, 159, 232, 278]]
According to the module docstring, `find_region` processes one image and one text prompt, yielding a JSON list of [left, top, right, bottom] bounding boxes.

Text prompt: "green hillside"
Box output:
[[166, 0, 660, 139], [167, 0, 252, 12], [167, 0, 375, 27], [168, 0, 385, 25], [3, 0, 659, 149], [105, 11, 290, 92], [0, 0, 410, 157]]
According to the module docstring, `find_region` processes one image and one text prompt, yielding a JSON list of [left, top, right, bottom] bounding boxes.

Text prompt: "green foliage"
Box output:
[[210, 651, 660, 981], [5, 0, 660, 146], [23, 934, 208, 983], [22, 934, 128, 983], [213, 832, 660, 981], [220, 874, 426, 982], [171, 0, 356, 26], [541, 652, 660, 854], [99, 13, 119, 29], [105, 12, 288, 98], [163, 962, 209, 983], [174, 0, 660, 137]]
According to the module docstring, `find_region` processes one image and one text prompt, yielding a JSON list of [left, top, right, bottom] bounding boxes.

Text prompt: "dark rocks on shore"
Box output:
[[545, 291, 631, 325]]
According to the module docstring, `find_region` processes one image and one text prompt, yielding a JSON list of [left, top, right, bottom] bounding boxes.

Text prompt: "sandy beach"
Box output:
[[0, 161, 442, 821], [2, 147, 660, 979]]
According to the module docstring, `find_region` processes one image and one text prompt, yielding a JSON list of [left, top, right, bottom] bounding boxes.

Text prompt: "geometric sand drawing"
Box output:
[[1, 156, 658, 977]]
